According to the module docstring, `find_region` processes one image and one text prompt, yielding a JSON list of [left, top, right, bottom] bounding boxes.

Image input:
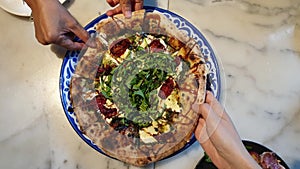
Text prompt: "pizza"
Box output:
[[70, 9, 208, 166]]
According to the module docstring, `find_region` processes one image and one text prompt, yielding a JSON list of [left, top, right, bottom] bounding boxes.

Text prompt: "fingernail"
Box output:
[[125, 11, 132, 18]]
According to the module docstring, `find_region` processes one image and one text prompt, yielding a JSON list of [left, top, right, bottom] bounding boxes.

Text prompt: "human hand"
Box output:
[[106, 0, 144, 18], [193, 91, 261, 169], [25, 0, 90, 50]]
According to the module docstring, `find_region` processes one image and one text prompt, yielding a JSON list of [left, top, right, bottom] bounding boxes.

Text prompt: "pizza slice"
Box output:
[[143, 12, 192, 46], [95, 17, 123, 41], [74, 50, 105, 79], [95, 10, 146, 48], [112, 9, 146, 33], [143, 12, 167, 35], [188, 43, 207, 105]]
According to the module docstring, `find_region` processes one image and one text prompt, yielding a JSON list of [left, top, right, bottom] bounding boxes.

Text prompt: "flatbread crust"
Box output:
[[70, 10, 207, 166], [112, 9, 145, 32]]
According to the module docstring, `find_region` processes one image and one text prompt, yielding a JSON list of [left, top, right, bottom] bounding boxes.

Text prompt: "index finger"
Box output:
[[56, 36, 85, 51], [107, 0, 120, 7], [70, 23, 89, 43], [133, 0, 143, 10]]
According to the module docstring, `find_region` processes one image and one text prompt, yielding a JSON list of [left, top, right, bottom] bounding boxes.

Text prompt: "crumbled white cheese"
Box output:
[[145, 35, 154, 44], [106, 118, 112, 124], [103, 75, 109, 82], [139, 130, 157, 143], [119, 49, 131, 61], [118, 113, 125, 118], [103, 53, 119, 66], [152, 121, 158, 128], [105, 99, 113, 106], [140, 39, 148, 48], [161, 124, 171, 133], [143, 126, 158, 135], [159, 38, 168, 49], [164, 90, 181, 112]]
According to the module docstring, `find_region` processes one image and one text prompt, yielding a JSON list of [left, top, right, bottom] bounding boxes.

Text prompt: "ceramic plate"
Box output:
[[195, 140, 290, 169], [60, 6, 221, 160], [0, 0, 67, 17]]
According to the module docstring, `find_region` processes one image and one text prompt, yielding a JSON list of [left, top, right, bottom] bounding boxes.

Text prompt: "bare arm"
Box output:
[[193, 91, 261, 169]]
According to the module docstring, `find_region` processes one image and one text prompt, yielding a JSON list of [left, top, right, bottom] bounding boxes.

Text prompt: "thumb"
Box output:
[[192, 102, 211, 120], [121, 0, 132, 18]]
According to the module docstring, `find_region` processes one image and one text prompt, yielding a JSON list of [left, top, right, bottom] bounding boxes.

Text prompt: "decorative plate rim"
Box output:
[[59, 6, 222, 161]]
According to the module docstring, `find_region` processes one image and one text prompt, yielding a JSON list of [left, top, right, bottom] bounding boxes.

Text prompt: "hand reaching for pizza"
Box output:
[[193, 91, 262, 169], [106, 0, 144, 18], [24, 0, 90, 50]]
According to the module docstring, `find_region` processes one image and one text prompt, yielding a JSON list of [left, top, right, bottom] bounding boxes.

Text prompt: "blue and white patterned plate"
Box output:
[[59, 6, 221, 160]]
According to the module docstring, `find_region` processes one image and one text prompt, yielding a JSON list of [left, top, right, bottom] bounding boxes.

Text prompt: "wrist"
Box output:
[[221, 147, 261, 169], [238, 150, 262, 169], [24, 0, 41, 8], [24, 0, 57, 9]]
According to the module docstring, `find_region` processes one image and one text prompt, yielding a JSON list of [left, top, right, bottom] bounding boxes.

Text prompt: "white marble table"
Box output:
[[0, 0, 300, 169]]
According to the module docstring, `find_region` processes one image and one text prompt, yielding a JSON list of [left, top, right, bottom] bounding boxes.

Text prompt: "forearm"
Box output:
[[215, 140, 262, 169], [230, 149, 262, 169]]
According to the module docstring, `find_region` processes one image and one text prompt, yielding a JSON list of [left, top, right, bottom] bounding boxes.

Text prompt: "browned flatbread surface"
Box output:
[[70, 10, 207, 166]]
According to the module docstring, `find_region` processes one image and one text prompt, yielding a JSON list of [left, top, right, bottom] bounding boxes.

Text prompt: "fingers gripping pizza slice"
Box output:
[[70, 10, 208, 166]]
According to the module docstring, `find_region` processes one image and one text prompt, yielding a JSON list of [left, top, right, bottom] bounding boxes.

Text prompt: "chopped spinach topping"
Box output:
[[129, 68, 168, 112], [111, 53, 181, 128], [97, 51, 190, 133]]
